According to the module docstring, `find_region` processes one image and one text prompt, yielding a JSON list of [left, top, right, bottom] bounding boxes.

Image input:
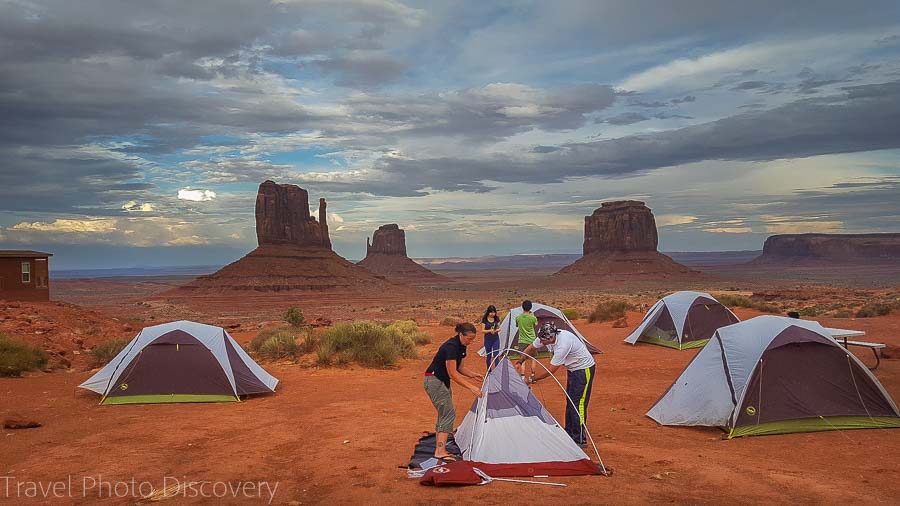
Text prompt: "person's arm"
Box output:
[[447, 360, 482, 396], [529, 363, 561, 383], [457, 361, 483, 381], [516, 344, 537, 365]]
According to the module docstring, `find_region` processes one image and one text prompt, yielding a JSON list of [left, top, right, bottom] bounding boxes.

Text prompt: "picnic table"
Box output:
[[825, 327, 885, 371]]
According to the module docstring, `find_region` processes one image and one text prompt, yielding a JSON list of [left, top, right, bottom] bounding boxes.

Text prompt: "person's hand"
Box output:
[[471, 386, 483, 397]]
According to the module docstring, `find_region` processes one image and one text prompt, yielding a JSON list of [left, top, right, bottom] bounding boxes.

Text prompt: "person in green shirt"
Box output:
[[515, 300, 538, 377]]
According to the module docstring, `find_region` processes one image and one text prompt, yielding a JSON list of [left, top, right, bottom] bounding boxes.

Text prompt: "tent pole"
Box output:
[[473, 467, 566, 487], [504, 348, 608, 475]]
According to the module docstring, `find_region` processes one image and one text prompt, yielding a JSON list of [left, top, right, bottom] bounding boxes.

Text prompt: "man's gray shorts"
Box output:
[[424, 375, 455, 433]]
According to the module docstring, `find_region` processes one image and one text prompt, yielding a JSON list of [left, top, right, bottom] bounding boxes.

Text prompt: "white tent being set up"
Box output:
[[455, 358, 607, 476], [647, 315, 900, 438], [79, 320, 278, 405]]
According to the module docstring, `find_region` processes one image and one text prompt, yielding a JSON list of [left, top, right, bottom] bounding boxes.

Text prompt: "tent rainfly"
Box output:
[[455, 358, 604, 476], [624, 291, 739, 349], [79, 320, 278, 405], [647, 315, 900, 438], [480, 302, 600, 357]]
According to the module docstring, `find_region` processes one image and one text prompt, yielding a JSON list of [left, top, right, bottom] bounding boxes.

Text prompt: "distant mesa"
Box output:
[[169, 181, 393, 294], [357, 224, 448, 283], [755, 233, 900, 263], [556, 200, 695, 276]]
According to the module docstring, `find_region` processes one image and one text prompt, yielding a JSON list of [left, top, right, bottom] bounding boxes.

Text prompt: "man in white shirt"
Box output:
[[517, 323, 596, 446]]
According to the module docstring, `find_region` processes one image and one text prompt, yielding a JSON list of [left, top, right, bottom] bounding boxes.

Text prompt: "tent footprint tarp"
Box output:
[[79, 320, 278, 405]]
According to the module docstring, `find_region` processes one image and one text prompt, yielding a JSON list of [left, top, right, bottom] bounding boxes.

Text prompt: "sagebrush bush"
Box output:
[[386, 320, 432, 345], [317, 320, 429, 368], [562, 308, 579, 320], [855, 303, 892, 318], [282, 307, 306, 328], [90, 339, 129, 367], [588, 300, 631, 323], [0, 333, 48, 377], [440, 317, 459, 327], [250, 326, 307, 360], [258, 333, 299, 360]]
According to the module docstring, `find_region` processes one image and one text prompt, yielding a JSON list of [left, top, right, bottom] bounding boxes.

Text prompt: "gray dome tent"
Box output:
[[79, 320, 278, 405], [648, 316, 900, 438], [625, 291, 739, 350]]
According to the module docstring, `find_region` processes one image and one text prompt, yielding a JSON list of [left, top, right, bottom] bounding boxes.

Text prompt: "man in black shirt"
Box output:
[[424, 322, 483, 462]]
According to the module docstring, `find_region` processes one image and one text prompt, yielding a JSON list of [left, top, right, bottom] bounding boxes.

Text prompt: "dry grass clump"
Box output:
[[250, 326, 315, 360], [317, 320, 430, 368], [89, 339, 129, 367], [562, 308, 579, 320], [588, 299, 631, 323], [0, 332, 48, 377]]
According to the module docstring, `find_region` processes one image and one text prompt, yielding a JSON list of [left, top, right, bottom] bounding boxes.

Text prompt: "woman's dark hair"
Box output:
[[481, 305, 498, 324], [455, 322, 477, 335]]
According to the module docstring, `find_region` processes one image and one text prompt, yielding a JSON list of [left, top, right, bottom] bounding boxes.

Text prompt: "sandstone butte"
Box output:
[[357, 224, 447, 283], [556, 200, 694, 276], [170, 181, 394, 293]]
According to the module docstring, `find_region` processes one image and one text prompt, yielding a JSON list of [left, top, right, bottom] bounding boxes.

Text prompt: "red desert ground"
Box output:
[[2, 181, 899, 504]]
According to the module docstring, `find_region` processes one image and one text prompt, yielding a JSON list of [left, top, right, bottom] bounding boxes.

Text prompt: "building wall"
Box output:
[[0, 257, 51, 301]]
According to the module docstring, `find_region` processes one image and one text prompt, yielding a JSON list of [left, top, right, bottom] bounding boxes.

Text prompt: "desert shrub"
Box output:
[[297, 331, 319, 354], [282, 307, 306, 328], [317, 320, 425, 368], [440, 317, 459, 327], [797, 307, 819, 317], [832, 310, 852, 318], [257, 333, 299, 360], [250, 326, 307, 360], [588, 299, 631, 323], [716, 294, 779, 313], [386, 320, 432, 345], [0, 333, 48, 377], [90, 339, 129, 367], [562, 308, 579, 320], [855, 303, 892, 318]]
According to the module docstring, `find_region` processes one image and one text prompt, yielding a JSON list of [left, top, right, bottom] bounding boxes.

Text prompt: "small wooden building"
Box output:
[[0, 250, 52, 301]]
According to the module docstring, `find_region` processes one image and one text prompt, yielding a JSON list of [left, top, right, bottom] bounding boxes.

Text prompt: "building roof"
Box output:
[[0, 250, 53, 258]]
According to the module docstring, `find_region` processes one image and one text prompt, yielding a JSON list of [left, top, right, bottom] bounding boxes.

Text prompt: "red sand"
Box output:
[[2, 302, 899, 504]]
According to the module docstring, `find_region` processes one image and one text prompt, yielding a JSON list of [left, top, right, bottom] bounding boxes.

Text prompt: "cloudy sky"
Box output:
[[1, 0, 899, 269]]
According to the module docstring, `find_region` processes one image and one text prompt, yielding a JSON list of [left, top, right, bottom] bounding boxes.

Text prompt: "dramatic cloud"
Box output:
[[0, 0, 898, 263]]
